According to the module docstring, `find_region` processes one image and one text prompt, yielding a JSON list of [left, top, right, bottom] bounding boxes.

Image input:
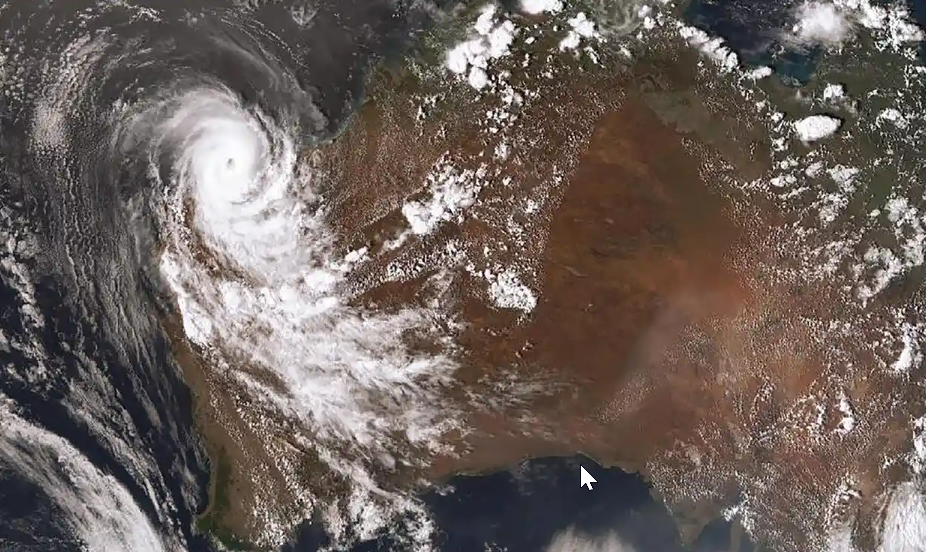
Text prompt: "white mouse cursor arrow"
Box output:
[[580, 466, 596, 490]]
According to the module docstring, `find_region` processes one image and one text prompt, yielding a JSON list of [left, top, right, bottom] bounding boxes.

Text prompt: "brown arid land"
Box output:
[[164, 17, 926, 552]]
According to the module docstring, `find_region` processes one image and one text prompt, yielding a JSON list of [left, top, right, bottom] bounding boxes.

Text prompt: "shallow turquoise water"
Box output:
[[683, 0, 819, 85]]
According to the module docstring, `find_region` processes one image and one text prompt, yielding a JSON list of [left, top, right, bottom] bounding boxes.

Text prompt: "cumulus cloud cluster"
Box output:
[[786, 1, 854, 48], [781, 0, 924, 51]]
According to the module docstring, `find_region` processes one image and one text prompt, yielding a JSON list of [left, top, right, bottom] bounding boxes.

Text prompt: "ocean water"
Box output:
[[0, 0, 836, 550], [682, 0, 819, 85], [683, 0, 926, 82], [282, 456, 752, 552], [421, 456, 752, 552], [0, 0, 421, 549], [905, 0, 926, 57]]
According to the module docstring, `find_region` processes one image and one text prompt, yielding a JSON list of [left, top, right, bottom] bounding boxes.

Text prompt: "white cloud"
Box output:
[[789, 1, 855, 47], [520, 0, 563, 16], [677, 23, 739, 73], [793, 114, 842, 142], [484, 267, 537, 313], [444, 5, 518, 91], [559, 12, 600, 52], [880, 483, 926, 552], [0, 397, 170, 552], [783, 0, 924, 51]]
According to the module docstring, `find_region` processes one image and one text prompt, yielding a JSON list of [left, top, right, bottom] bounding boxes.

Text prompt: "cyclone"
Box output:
[[5, 0, 926, 550], [0, 0, 458, 549]]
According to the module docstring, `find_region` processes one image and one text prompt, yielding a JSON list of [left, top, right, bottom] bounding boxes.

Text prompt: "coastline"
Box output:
[[164, 7, 762, 548], [162, 1, 926, 550]]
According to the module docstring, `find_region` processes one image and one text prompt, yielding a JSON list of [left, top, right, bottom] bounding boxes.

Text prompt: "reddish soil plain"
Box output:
[[172, 41, 925, 551]]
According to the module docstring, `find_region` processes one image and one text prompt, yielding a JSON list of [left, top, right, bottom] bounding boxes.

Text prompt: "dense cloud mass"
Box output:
[[0, 0, 442, 548], [1, 0, 925, 551]]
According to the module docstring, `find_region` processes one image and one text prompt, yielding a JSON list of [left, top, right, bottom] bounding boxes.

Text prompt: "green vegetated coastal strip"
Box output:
[[197, 448, 255, 551]]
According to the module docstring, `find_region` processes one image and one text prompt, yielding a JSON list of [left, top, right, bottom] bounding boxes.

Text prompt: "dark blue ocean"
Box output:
[[1, 0, 918, 551], [280, 455, 753, 552], [683, 0, 926, 85], [683, 0, 819, 85]]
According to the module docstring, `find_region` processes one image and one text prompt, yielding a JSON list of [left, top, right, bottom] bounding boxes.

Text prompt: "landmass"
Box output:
[[162, 1, 926, 550]]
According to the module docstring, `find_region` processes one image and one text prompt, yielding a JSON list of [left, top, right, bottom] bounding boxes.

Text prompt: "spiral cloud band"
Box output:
[[0, 0, 452, 549]]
